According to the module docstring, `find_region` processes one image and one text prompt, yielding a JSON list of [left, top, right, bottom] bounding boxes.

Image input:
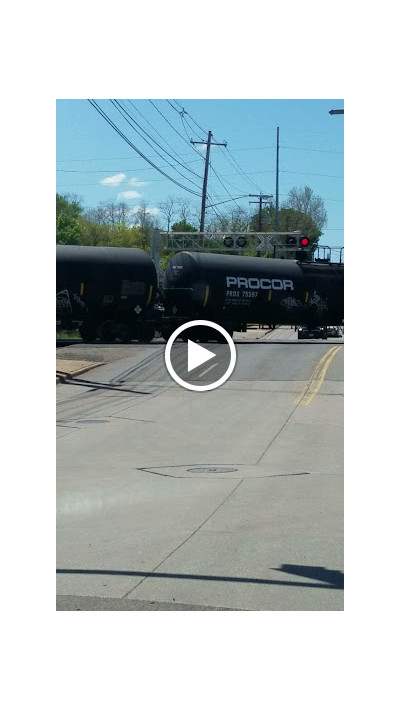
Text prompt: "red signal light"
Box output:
[[300, 236, 310, 247]]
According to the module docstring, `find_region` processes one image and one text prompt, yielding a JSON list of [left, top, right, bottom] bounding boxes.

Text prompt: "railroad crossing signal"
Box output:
[[286, 234, 310, 248], [157, 230, 312, 254], [223, 235, 247, 248]]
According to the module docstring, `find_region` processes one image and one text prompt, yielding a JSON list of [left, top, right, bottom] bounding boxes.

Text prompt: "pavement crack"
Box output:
[[121, 478, 244, 599]]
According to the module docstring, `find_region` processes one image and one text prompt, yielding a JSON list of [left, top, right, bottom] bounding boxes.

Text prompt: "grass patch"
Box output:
[[56, 329, 81, 340]]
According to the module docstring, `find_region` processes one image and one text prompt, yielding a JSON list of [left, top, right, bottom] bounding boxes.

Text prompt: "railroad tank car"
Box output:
[[56, 245, 158, 342], [162, 251, 343, 338]]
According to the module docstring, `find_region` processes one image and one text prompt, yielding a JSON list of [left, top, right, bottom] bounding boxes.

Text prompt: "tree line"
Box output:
[[56, 186, 326, 256]]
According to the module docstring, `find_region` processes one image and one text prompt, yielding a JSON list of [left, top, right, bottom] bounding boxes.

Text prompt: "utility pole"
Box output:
[[249, 193, 273, 256], [191, 131, 227, 232], [275, 126, 279, 232]]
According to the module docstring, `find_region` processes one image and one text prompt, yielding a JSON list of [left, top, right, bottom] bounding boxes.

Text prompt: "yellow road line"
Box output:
[[293, 345, 342, 407], [203, 285, 210, 307]]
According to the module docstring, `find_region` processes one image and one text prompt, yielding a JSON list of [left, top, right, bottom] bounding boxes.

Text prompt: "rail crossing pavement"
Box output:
[[57, 333, 343, 611]]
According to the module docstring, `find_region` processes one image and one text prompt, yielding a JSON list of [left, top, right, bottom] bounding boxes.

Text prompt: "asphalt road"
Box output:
[[56, 327, 344, 611]]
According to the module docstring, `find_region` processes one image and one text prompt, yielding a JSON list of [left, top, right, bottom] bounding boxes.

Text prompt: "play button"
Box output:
[[164, 320, 237, 392], [187, 339, 216, 372]]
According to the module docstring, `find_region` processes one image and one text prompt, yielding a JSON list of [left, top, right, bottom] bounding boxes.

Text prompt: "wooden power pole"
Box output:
[[191, 131, 227, 231]]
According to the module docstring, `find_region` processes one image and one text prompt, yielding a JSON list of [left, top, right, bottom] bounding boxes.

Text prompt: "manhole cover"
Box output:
[[186, 466, 238, 474]]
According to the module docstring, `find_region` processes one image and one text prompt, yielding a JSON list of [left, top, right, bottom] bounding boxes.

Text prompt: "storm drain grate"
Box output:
[[186, 466, 238, 474]]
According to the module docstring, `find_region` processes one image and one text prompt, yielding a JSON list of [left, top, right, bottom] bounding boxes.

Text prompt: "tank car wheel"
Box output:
[[136, 323, 155, 343], [116, 324, 132, 343], [99, 320, 118, 343], [79, 322, 98, 343], [161, 327, 173, 342]]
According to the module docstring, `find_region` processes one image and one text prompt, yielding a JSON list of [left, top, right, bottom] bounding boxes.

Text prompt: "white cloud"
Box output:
[[130, 206, 160, 215], [129, 177, 148, 187], [100, 173, 126, 186], [117, 191, 141, 200]]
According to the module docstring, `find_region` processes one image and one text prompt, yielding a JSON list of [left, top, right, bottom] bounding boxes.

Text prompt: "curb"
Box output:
[[56, 362, 101, 384]]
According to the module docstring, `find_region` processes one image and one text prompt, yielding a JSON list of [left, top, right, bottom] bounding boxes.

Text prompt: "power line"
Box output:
[[181, 114, 206, 142], [126, 100, 204, 178], [179, 110, 250, 211], [56, 157, 203, 174], [88, 100, 202, 197], [57, 143, 343, 162], [173, 100, 208, 136], [166, 99, 182, 114], [110, 99, 204, 190], [218, 145, 263, 192], [282, 145, 344, 154], [148, 100, 191, 147]]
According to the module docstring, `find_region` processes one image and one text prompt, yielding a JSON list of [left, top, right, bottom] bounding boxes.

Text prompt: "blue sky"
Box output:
[[56, 99, 344, 250]]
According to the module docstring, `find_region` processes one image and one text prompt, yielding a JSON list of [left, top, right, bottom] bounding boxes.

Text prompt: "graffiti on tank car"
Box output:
[[226, 276, 294, 291], [309, 291, 328, 314], [281, 296, 302, 310], [73, 293, 87, 310], [56, 289, 72, 312]]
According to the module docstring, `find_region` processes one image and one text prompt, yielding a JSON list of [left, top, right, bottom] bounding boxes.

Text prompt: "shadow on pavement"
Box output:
[[271, 564, 344, 589], [56, 565, 343, 590]]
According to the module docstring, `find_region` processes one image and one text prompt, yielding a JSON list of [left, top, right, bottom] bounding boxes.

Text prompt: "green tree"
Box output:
[[84, 200, 132, 227], [56, 193, 83, 219], [108, 223, 135, 247], [171, 220, 197, 232], [78, 218, 111, 246], [109, 224, 150, 250], [207, 206, 252, 233], [249, 204, 275, 232], [56, 213, 82, 244], [250, 205, 321, 242], [282, 186, 327, 231], [278, 207, 321, 241]]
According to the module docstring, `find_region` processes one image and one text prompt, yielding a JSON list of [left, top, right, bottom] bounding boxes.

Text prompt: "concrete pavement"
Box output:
[[57, 328, 344, 610]]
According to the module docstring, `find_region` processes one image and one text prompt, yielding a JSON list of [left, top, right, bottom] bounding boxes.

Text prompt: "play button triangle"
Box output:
[[187, 339, 216, 372]]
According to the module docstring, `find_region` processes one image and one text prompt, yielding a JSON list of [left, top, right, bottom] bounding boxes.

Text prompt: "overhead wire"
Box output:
[[86, 100, 342, 226], [126, 100, 204, 178], [148, 100, 221, 220], [173, 101, 208, 135], [224, 147, 263, 192], [87, 100, 202, 197], [110, 99, 204, 190], [149, 100, 194, 148], [170, 104, 249, 211], [166, 99, 182, 114], [56, 156, 203, 174], [181, 114, 206, 142], [172, 103, 269, 210]]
